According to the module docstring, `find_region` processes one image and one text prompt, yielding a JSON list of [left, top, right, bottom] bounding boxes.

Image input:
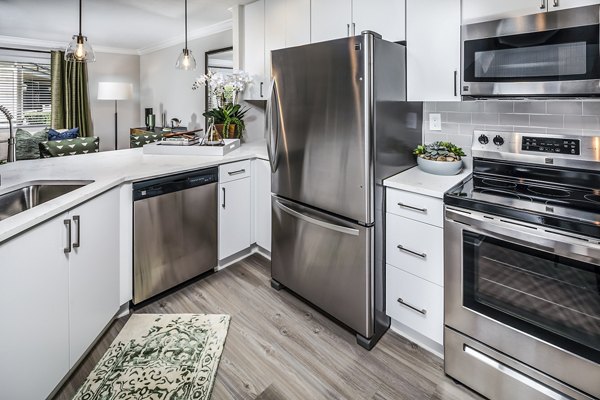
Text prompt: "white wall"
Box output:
[[88, 52, 141, 151], [140, 30, 233, 133]]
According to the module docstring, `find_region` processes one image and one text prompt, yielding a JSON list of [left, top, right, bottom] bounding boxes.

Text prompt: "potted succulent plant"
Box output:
[[413, 141, 465, 175]]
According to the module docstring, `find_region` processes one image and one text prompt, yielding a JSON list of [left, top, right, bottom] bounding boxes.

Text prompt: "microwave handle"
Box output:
[[454, 70, 458, 97]]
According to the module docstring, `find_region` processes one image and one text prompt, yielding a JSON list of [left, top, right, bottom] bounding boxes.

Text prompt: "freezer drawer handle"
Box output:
[[276, 200, 359, 236], [397, 298, 427, 315], [397, 202, 427, 213], [227, 169, 246, 176], [397, 244, 426, 259]]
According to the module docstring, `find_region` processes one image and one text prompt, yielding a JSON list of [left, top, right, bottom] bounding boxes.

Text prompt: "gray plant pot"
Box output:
[[417, 157, 463, 176]]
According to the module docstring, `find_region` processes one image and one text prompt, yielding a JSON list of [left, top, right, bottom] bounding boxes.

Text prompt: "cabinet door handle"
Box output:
[[72, 215, 81, 248], [260, 82, 264, 98], [540, 0, 546, 9], [397, 298, 427, 315], [222, 187, 226, 209], [553, 0, 558, 6], [228, 169, 246, 176], [352, 22, 356, 36], [397, 244, 427, 259], [454, 70, 458, 97], [397, 202, 427, 213], [347, 24, 350, 36], [64, 219, 72, 254]]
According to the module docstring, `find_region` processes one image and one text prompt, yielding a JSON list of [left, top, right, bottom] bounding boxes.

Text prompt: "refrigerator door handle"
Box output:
[[275, 199, 360, 236], [266, 79, 279, 173]]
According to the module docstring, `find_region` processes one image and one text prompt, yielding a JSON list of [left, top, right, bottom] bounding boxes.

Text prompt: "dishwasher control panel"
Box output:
[[133, 167, 218, 201]]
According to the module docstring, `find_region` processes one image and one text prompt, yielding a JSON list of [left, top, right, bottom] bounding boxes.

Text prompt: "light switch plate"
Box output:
[[429, 113, 441, 131]]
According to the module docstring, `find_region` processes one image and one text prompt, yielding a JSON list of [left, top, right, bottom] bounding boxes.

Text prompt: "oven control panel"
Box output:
[[522, 136, 580, 155]]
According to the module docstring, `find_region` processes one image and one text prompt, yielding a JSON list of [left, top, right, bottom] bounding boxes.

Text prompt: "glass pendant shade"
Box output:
[[175, 48, 197, 70], [65, 34, 96, 62]]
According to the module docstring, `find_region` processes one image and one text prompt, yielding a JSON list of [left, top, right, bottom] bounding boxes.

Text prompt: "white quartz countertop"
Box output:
[[0, 140, 268, 243], [384, 164, 472, 199]]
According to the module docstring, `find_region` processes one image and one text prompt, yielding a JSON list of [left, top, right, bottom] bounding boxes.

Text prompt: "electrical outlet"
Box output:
[[429, 113, 441, 131]]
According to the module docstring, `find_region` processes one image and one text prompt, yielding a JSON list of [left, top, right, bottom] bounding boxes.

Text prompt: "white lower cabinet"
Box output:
[[0, 187, 120, 399], [219, 162, 252, 260], [385, 187, 445, 348], [0, 213, 70, 400], [254, 159, 272, 252], [68, 188, 120, 366]]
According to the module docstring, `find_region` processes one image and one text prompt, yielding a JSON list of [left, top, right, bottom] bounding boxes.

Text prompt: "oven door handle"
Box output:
[[446, 207, 600, 265]]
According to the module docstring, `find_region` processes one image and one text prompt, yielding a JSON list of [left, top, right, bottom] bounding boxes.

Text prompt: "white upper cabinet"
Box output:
[[311, 0, 353, 43], [407, 0, 460, 101], [549, 0, 600, 10], [286, 0, 311, 47], [462, 0, 545, 23], [312, 0, 405, 43], [244, 0, 266, 100], [353, 0, 405, 42], [462, 0, 600, 24]]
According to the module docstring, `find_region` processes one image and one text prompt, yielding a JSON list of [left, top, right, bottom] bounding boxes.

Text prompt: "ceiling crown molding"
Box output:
[[137, 19, 233, 55], [0, 34, 139, 55]]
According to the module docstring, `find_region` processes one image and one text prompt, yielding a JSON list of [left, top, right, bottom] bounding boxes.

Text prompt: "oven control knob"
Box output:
[[478, 134, 489, 145], [493, 135, 505, 146]]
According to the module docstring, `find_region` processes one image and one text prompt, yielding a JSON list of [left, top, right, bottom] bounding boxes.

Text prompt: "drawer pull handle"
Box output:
[[228, 169, 246, 176], [397, 244, 427, 259], [397, 202, 427, 213], [397, 298, 427, 315]]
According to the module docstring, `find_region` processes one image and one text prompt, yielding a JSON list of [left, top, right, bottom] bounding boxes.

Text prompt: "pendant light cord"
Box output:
[[184, 0, 188, 50], [79, 0, 82, 36]]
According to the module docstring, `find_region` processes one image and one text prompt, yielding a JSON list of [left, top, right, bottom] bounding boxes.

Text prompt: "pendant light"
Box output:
[[65, 0, 95, 62], [175, 0, 197, 70]]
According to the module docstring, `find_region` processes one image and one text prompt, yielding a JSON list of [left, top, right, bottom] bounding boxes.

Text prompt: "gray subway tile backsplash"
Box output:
[[422, 100, 600, 148], [499, 113, 530, 126], [546, 101, 582, 115], [530, 114, 563, 128]]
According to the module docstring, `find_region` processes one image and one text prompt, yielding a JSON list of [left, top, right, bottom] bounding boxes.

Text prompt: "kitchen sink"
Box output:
[[0, 180, 93, 222]]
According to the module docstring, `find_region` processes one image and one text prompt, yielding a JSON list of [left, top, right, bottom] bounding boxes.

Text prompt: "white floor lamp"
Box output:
[[98, 82, 133, 150]]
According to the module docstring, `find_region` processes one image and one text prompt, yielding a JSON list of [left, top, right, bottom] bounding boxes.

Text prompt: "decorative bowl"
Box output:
[[417, 157, 463, 176]]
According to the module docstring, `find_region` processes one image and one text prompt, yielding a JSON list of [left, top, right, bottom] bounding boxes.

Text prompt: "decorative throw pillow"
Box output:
[[48, 127, 79, 141], [39, 137, 100, 158], [16, 127, 49, 160], [130, 132, 162, 148]]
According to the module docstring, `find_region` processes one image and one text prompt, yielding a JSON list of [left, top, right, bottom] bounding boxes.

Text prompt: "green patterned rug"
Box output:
[[73, 314, 230, 400]]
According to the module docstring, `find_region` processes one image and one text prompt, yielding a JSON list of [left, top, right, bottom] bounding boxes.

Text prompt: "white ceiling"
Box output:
[[0, 0, 251, 53]]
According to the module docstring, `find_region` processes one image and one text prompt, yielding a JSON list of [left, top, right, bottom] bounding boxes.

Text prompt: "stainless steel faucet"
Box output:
[[0, 105, 16, 163]]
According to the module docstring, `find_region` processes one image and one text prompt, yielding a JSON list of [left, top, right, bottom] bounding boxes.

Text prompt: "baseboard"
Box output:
[[389, 319, 444, 359], [217, 247, 255, 270]]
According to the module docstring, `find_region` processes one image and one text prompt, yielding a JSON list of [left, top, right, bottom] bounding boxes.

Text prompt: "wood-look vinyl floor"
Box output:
[[53, 253, 482, 400]]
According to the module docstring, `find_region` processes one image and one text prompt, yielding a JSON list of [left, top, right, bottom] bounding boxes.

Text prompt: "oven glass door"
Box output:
[[463, 25, 600, 83], [463, 231, 600, 363]]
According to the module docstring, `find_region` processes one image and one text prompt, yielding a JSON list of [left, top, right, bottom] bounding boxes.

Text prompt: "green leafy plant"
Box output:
[[203, 104, 249, 138], [413, 141, 465, 162]]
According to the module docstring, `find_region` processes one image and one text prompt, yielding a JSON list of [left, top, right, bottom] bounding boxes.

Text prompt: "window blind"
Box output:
[[0, 58, 51, 129]]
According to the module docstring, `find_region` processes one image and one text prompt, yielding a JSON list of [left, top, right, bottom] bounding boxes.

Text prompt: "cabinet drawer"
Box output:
[[219, 160, 251, 183], [386, 188, 443, 227], [386, 213, 443, 286], [386, 265, 444, 345]]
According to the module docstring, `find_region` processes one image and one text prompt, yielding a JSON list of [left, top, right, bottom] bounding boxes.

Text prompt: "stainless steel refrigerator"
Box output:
[[267, 31, 422, 349]]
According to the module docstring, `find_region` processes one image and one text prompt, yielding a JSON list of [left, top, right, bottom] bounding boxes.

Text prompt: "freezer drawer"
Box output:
[[271, 196, 373, 337]]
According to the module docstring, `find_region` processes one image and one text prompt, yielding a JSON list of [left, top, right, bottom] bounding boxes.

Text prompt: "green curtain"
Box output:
[[50, 51, 93, 137]]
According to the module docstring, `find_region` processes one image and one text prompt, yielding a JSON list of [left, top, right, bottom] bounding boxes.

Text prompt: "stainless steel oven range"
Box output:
[[444, 130, 600, 400]]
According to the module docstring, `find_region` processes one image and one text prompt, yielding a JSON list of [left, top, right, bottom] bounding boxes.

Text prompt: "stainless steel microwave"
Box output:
[[461, 5, 600, 97]]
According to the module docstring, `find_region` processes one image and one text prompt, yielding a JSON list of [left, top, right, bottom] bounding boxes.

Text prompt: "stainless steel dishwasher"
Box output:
[[132, 167, 218, 304]]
